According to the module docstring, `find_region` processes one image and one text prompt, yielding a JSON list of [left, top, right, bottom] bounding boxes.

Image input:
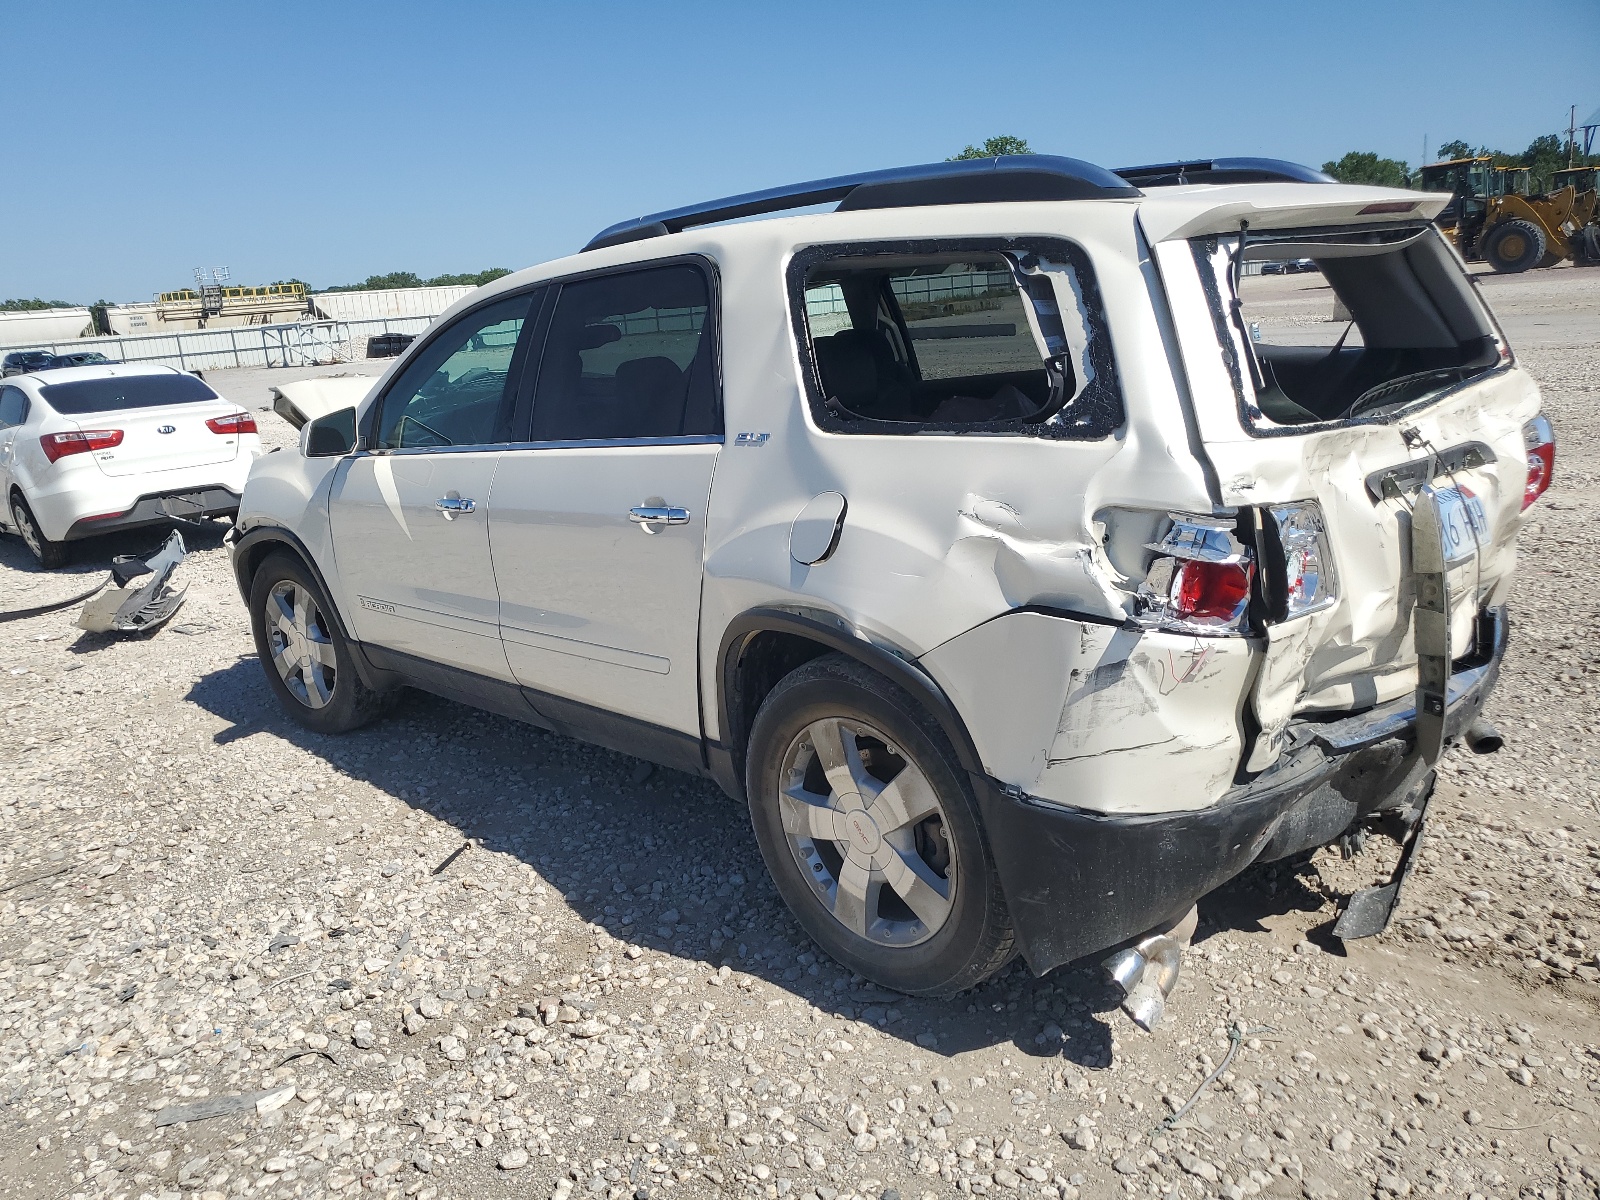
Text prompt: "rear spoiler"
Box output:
[[1115, 158, 1334, 187]]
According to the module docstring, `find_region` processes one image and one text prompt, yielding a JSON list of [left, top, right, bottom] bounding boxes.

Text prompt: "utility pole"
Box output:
[[1568, 105, 1578, 167]]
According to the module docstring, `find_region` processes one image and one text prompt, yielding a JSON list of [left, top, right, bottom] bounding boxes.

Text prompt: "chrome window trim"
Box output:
[[361, 433, 725, 457]]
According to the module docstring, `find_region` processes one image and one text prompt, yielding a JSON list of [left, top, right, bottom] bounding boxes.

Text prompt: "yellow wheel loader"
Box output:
[[1418, 157, 1599, 271]]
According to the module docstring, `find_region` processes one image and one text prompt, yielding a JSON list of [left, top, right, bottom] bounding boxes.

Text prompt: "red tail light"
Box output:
[[1170, 558, 1255, 624], [1522, 414, 1554, 510], [206, 411, 257, 435], [1139, 515, 1256, 635], [41, 429, 123, 464]]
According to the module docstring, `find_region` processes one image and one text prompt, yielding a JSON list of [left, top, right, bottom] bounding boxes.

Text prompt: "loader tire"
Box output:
[[1573, 226, 1600, 267], [1480, 219, 1546, 273]]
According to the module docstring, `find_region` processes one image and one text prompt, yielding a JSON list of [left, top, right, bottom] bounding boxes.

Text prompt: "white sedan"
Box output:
[[0, 363, 262, 568]]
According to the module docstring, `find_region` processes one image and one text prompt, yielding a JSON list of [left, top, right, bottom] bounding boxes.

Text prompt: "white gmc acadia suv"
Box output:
[[229, 155, 1550, 1015]]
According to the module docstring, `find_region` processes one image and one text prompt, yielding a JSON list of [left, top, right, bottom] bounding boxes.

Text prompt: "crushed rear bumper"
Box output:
[[974, 606, 1507, 976], [63, 486, 241, 541]]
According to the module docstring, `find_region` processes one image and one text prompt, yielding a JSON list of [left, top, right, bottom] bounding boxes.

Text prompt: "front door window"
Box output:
[[374, 293, 533, 449]]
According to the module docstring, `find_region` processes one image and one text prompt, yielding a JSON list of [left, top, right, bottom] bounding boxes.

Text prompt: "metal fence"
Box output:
[[4, 315, 439, 372]]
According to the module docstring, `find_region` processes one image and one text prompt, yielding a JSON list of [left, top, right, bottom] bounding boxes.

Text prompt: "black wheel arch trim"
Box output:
[[715, 606, 988, 802]]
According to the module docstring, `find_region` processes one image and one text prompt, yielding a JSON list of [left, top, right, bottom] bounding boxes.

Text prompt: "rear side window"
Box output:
[[374, 293, 534, 449], [38, 373, 219, 415], [0, 386, 28, 427], [790, 239, 1123, 439], [529, 263, 718, 441], [1192, 224, 1503, 432]]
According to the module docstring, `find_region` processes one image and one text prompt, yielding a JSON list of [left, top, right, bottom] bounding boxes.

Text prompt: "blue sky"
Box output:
[[3, 0, 1596, 302]]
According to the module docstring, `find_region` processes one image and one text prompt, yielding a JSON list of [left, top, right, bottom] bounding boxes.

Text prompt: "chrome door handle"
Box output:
[[629, 506, 690, 525], [436, 496, 476, 520]]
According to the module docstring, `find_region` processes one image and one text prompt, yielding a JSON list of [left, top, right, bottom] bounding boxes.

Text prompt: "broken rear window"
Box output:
[[1192, 224, 1504, 432], [789, 239, 1123, 439]]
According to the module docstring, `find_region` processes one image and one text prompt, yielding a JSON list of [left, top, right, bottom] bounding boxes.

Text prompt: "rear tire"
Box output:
[[9, 494, 69, 569], [1572, 226, 1600, 266], [248, 552, 389, 733], [1481, 219, 1546, 273], [745, 653, 1015, 997]]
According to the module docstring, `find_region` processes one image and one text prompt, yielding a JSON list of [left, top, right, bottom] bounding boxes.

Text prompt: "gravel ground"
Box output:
[[2, 274, 1598, 1200]]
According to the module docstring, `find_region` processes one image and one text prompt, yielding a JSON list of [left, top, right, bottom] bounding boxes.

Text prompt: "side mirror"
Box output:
[[303, 407, 357, 458]]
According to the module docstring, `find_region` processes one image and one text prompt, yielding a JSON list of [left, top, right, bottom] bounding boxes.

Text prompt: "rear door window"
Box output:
[[790, 240, 1122, 438], [527, 264, 718, 441]]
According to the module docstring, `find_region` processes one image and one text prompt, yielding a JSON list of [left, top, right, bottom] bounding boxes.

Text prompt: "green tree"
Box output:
[[1521, 133, 1566, 192], [1321, 151, 1411, 188], [1435, 139, 1472, 161], [319, 268, 511, 293], [949, 135, 1032, 161], [0, 297, 78, 311], [424, 268, 512, 287]]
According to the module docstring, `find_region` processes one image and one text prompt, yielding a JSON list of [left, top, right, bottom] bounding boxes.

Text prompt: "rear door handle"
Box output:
[[436, 496, 476, 520], [629, 506, 690, 525]]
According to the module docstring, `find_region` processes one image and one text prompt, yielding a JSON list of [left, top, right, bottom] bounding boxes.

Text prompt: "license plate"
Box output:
[[1435, 486, 1489, 563]]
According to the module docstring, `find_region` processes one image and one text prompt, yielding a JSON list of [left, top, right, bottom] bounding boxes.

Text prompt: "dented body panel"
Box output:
[[921, 611, 1254, 813], [695, 203, 1216, 748]]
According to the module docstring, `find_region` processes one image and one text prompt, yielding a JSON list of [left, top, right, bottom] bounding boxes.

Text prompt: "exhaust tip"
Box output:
[[1464, 717, 1503, 755], [1123, 986, 1166, 1033], [1102, 947, 1146, 992]]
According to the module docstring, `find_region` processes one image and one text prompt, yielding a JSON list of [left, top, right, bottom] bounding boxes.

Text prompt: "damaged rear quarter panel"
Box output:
[[920, 611, 1254, 814], [695, 205, 1219, 746]]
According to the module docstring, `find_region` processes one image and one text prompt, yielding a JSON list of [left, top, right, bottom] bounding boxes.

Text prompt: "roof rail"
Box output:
[[1114, 158, 1335, 187], [582, 155, 1141, 251]]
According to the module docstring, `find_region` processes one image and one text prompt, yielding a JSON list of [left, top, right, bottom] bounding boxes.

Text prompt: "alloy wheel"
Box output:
[[778, 716, 956, 947], [265, 580, 337, 709], [12, 503, 42, 561]]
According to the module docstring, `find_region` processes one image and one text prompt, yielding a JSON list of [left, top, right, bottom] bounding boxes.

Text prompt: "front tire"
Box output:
[[1481, 219, 1546, 273], [248, 553, 388, 733], [745, 654, 1015, 996], [10, 494, 69, 569]]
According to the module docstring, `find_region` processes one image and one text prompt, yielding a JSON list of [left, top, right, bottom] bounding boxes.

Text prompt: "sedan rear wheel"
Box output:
[[9, 494, 69, 569]]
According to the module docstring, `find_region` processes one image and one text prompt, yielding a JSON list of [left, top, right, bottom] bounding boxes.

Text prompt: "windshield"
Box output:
[[1193, 224, 1503, 430], [39, 372, 220, 415]]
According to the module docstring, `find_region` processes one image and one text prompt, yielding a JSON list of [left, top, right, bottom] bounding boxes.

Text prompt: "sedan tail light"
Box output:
[[41, 429, 123, 463], [1522, 413, 1554, 510], [206, 411, 258, 435], [1138, 515, 1255, 635]]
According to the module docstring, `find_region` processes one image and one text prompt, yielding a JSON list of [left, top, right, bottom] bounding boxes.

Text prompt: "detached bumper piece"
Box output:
[[1333, 785, 1431, 940], [78, 531, 189, 635]]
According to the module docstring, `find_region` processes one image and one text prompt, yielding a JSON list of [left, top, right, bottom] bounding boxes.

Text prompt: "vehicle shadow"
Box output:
[[185, 656, 1324, 1072]]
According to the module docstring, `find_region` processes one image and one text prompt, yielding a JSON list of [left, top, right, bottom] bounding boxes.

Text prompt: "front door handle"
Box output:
[[436, 496, 476, 520], [629, 506, 690, 526]]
